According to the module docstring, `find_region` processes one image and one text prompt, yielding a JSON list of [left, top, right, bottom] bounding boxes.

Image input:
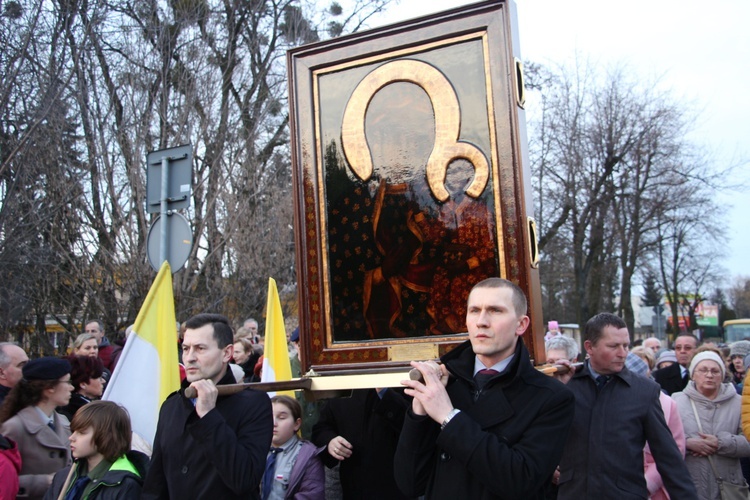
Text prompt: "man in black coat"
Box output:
[[142, 314, 273, 499], [555, 313, 698, 500], [395, 278, 575, 500], [652, 334, 698, 395], [312, 388, 412, 499]]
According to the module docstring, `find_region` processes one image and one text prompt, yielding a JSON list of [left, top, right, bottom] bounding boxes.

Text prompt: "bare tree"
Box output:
[[0, 0, 393, 352], [527, 59, 725, 333], [656, 189, 725, 334], [728, 277, 750, 318]]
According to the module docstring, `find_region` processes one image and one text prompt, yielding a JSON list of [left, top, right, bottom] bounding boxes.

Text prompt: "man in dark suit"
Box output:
[[555, 313, 698, 500], [395, 278, 575, 499], [653, 334, 698, 395]]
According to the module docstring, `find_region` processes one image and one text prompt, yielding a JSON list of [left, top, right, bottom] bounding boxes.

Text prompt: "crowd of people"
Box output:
[[1, 282, 750, 499]]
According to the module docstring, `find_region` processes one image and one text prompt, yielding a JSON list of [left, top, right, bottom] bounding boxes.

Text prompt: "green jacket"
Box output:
[[44, 451, 149, 500]]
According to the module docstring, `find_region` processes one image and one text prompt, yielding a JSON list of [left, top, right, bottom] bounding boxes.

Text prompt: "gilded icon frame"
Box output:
[[287, 0, 543, 374]]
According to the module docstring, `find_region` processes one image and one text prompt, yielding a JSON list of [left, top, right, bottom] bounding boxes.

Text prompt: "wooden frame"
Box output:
[[287, 0, 544, 374]]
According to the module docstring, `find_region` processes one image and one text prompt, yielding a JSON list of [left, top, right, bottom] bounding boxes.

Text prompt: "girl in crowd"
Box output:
[[0, 358, 73, 500], [58, 356, 105, 421], [45, 400, 149, 499], [673, 351, 750, 499], [262, 395, 324, 500]]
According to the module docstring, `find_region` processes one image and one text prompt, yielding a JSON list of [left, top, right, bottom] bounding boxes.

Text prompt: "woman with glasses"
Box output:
[[0, 357, 74, 500], [673, 350, 750, 499]]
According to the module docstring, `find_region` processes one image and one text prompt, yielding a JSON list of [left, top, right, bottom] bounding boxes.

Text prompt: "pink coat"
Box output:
[[644, 392, 686, 500]]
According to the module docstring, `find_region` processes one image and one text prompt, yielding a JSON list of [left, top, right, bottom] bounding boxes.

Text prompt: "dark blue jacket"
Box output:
[[558, 362, 698, 500], [394, 339, 574, 499]]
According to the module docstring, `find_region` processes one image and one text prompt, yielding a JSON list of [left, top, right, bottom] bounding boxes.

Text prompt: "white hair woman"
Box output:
[[673, 351, 750, 499]]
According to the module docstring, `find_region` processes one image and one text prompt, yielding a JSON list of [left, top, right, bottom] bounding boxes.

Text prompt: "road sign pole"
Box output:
[[146, 144, 193, 273], [160, 156, 169, 265]]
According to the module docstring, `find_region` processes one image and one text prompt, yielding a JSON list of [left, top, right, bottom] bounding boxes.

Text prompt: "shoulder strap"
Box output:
[[690, 399, 723, 480]]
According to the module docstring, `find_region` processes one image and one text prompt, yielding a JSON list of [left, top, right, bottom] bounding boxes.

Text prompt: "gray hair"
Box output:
[[85, 320, 105, 333], [545, 336, 579, 360]]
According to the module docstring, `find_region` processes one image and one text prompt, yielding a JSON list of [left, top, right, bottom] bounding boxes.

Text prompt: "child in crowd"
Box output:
[[262, 395, 324, 500], [44, 401, 149, 500]]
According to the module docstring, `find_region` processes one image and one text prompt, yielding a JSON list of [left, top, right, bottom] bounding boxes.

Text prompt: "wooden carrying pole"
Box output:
[[182, 362, 582, 399]]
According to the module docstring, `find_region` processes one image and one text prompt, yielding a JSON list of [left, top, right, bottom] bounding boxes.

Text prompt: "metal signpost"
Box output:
[[146, 144, 193, 273]]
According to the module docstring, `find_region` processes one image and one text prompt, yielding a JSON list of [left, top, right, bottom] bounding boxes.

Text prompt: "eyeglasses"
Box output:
[[694, 368, 721, 376]]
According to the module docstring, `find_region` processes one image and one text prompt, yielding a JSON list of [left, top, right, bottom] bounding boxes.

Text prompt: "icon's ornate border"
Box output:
[[287, 0, 544, 374]]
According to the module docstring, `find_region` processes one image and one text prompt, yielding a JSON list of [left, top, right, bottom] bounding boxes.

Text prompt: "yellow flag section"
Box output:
[[743, 370, 750, 441], [103, 261, 181, 445], [260, 277, 294, 397]]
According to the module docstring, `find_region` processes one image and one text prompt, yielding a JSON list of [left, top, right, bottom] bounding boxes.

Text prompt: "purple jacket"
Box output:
[[286, 441, 325, 500]]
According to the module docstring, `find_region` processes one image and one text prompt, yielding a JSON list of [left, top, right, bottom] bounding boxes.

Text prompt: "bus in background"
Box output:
[[724, 319, 750, 342]]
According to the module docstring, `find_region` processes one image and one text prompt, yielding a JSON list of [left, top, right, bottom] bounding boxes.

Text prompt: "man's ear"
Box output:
[[223, 343, 234, 364], [515, 315, 530, 336], [583, 339, 593, 356]]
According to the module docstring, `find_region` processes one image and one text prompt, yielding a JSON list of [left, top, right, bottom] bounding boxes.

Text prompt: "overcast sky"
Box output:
[[366, 0, 750, 284]]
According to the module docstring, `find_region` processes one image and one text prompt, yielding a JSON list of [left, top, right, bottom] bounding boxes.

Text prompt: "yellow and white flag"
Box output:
[[103, 261, 180, 445], [260, 278, 294, 397]]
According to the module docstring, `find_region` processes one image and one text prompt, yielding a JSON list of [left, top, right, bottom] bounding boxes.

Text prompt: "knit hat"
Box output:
[[730, 340, 750, 359], [22, 357, 71, 381], [656, 350, 677, 366], [688, 351, 726, 379], [548, 321, 559, 330]]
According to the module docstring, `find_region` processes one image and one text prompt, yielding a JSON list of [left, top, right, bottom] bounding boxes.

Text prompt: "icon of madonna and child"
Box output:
[[322, 59, 501, 343]]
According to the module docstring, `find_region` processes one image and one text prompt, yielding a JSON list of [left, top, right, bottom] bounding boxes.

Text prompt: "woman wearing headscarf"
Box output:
[[673, 351, 750, 499], [0, 357, 73, 500]]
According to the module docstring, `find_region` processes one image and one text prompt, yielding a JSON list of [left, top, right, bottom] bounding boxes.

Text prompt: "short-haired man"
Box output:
[[653, 334, 699, 395], [555, 313, 697, 500], [142, 313, 273, 499], [244, 318, 263, 345], [0, 343, 28, 406], [395, 278, 575, 499], [85, 320, 116, 371]]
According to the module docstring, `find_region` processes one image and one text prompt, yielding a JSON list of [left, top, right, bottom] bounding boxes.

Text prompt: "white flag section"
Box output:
[[260, 277, 294, 397], [103, 262, 181, 446]]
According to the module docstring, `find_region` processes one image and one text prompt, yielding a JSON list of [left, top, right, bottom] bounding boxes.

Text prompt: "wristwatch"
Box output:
[[441, 408, 461, 430]]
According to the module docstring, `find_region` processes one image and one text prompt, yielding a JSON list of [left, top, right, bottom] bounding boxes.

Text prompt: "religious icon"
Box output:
[[288, 1, 543, 372]]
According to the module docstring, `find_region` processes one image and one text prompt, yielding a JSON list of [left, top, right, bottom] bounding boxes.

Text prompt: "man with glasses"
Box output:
[[654, 334, 699, 395]]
